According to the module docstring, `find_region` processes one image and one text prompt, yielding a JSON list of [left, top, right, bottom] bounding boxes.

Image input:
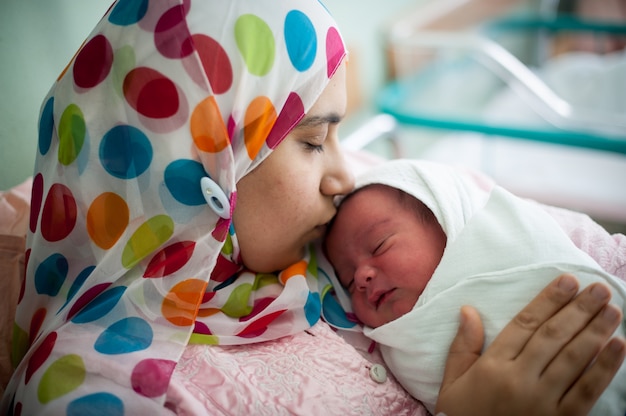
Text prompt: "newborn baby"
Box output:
[[325, 159, 626, 415]]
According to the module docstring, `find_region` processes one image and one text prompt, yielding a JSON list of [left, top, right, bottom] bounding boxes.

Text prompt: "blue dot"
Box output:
[[57, 265, 95, 315], [67, 393, 124, 416], [322, 292, 356, 329], [39, 97, 54, 156], [284, 10, 317, 72], [68, 266, 95, 302], [72, 286, 127, 324], [100, 125, 152, 179], [95, 317, 153, 355], [304, 292, 321, 326], [108, 0, 148, 26], [164, 159, 207, 206], [35, 253, 68, 296]]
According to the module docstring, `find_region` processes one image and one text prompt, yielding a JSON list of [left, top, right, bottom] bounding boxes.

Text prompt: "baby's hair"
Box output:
[[395, 187, 437, 226], [325, 183, 438, 241]]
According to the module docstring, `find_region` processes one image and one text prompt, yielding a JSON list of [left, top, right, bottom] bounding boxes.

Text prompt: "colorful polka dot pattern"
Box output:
[[6, 1, 346, 414]]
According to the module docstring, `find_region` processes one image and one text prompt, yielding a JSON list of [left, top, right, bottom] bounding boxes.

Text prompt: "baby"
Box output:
[[324, 159, 626, 415]]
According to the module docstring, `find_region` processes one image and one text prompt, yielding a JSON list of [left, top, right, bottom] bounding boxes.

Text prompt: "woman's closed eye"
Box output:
[[303, 141, 324, 153]]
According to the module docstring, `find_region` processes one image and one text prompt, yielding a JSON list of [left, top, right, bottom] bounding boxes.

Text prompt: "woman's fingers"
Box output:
[[560, 336, 626, 414], [541, 303, 624, 398], [485, 274, 579, 361], [437, 275, 624, 416], [440, 306, 485, 389], [518, 282, 614, 375]]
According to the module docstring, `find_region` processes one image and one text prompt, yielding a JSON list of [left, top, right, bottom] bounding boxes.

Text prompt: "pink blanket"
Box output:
[[2, 167, 625, 414]]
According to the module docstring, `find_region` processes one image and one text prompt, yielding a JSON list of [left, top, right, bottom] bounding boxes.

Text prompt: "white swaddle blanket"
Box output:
[[356, 160, 626, 415]]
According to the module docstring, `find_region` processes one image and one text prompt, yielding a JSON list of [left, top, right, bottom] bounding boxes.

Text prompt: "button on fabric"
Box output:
[[369, 364, 387, 383], [201, 177, 230, 219]]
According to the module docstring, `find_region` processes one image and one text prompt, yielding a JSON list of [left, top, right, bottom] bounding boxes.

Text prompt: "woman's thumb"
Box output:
[[440, 305, 485, 388]]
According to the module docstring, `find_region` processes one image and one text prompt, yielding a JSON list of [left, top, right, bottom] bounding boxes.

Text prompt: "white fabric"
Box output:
[[357, 160, 626, 415]]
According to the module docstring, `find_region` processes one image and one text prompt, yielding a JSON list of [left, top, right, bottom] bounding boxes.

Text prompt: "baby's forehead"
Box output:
[[348, 183, 411, 205]]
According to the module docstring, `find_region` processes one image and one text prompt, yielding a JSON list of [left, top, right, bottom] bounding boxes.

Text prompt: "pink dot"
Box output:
[[325, 27, 345, 78], [73, 35, 113, 89], [266, 92, 304, 149], [124, 67, 179, 118], [41, 183, 77, 242], [131, 359, 177, 397]]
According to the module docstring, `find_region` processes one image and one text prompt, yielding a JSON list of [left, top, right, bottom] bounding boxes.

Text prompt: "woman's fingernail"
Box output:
[[602, 305, 620, 322], [557, 275, 577, 292], [610, 339, 626, 354], [591, 284, 610, 301]]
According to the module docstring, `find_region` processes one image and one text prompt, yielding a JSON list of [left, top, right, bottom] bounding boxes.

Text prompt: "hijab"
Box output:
[[6, 0, 346, 412]]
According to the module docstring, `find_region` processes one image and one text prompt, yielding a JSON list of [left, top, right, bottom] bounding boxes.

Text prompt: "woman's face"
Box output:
[[233, 63, 354, 273], [325, 185, 447, 328]]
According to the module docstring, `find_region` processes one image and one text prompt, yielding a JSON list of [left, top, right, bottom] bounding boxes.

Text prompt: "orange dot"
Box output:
[[162, 279, 207, 326], [279, 260, 308, 285], [244, 96, 276, 160], [87, 192, 129, 249], [196, 307, 221, 318], [191, 96, 230, 153]]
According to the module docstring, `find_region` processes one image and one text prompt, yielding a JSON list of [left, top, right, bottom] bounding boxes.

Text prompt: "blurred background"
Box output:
[[1, 0, 624, 231]]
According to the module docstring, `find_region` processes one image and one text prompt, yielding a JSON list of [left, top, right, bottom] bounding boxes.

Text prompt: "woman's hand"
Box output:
[[436, 274, 625, 416]]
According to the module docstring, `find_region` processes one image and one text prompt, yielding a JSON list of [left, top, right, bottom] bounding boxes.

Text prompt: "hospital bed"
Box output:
[[343, 0, 626, 227]]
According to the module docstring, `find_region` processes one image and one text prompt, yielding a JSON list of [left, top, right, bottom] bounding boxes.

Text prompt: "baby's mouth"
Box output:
[[374, 289, 395, 309]]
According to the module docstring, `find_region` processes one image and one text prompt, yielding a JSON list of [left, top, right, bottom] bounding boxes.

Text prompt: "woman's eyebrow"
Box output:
[[295, 112, 342, 128]]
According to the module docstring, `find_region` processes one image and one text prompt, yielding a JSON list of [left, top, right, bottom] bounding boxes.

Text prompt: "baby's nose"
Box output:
[[354, 265, 375, 291]]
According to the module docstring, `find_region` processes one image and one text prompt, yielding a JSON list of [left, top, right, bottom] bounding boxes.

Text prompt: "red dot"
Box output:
[[192, 34, 233, 94], [144, 241, 196, 278], [41, 183, 77, 242], [73, 34, 113, 89], [124, 67, 179, 118], [25, 331, 57, 384], [154, 5, 194, 59], [30, 173, 44, 233]]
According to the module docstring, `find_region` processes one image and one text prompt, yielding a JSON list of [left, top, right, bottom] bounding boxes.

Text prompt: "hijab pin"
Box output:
[[201, 177, 231, 219]]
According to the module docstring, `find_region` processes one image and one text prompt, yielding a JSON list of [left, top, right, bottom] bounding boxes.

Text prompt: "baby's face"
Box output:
[[325, 185, 446, 328]]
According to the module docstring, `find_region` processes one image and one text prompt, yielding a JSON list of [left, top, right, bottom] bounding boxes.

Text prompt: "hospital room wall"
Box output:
[[0, 0, 422, 191]]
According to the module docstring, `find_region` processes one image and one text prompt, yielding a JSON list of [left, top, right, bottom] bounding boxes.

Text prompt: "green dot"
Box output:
[[38, 354, 86, 404], [58, 104, 86, 166], [235, 14, 275, 76], [122, 215, 174, 269]]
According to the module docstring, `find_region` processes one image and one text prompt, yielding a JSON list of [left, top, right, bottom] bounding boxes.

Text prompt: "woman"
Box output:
[[3, 0, 623, 414]]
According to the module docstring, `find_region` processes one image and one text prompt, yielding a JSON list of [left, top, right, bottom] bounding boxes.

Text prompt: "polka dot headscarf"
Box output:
[[5, 0, 346, 413]]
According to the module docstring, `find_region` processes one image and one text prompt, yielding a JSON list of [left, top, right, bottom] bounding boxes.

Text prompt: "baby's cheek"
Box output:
[[352, 298, 376, 327], [392, 299, 415, 321]]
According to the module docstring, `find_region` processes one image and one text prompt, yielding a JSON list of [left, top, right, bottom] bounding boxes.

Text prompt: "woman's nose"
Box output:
[[321, 158, 354, 197]]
